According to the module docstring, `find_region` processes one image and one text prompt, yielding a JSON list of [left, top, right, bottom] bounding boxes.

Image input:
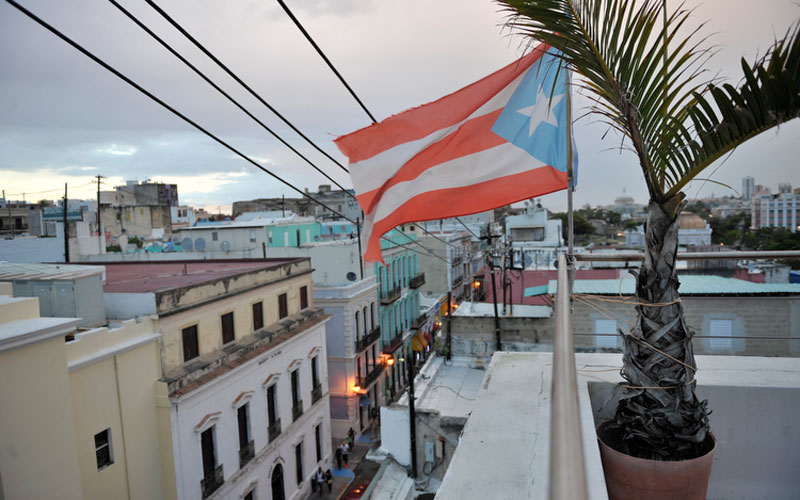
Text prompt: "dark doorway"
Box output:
[[271, 463, 285, 500]]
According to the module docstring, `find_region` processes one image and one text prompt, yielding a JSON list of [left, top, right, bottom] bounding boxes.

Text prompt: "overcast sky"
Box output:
[[1, 0, 798, 213]]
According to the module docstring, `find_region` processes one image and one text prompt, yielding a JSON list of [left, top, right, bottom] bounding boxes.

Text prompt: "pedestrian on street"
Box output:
[[335, 446, 342, 469], [348, 427, 355, 449], [315, 467, 324, 497], [325, 469, 333, 493], [341, 441, 350, 467]]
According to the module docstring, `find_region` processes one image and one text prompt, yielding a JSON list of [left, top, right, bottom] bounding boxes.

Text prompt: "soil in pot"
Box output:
[[596, 420, 716, 500]]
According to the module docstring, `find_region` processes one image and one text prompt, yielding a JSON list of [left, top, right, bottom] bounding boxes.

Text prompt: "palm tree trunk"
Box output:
[[613, 198, 712, 460]]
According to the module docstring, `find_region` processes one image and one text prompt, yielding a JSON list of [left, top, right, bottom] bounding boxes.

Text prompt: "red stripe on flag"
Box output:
[[355, 108, 506, 213], [335, 45, 548, 164], [363, 166, 567, 262]]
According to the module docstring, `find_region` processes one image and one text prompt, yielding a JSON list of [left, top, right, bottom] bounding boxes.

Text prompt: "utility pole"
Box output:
[[63, 183, 70, 263], [356, 218, 364, 280], [481, 228, 502, 351], [406, 351, 418, 479], [2, 190, 13, 239], [445, 290, 452, 362], [96, 175, 104, 252]]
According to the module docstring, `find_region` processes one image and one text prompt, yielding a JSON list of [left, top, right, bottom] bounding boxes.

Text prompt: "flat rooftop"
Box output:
[[407, 357, 486, 418], [100, 259, 301, 293]]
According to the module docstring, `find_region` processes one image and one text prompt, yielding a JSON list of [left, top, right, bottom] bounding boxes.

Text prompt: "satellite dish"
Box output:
[[182, 237, 193, 251], [346, 272, 357, 282], [195, 237, 206, 252], [220, 240, 231, 252]]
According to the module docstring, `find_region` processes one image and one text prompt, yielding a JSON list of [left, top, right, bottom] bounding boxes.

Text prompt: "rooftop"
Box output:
[[452, 300, 552, 318], [99, 259, 301, 293], [0, 262, 103, 281]]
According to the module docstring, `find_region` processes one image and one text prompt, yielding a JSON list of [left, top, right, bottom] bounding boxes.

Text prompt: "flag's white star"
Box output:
[[516, 86, 564, 136]]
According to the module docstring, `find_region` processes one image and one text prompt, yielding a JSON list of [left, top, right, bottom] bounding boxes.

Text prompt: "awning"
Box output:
[[359, 396, 371, 407]]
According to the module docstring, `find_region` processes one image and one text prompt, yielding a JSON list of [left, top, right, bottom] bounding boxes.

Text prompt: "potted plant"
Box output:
[[497, 0, 800, 498]]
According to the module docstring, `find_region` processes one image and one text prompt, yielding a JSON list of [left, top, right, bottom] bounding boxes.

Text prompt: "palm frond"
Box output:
[[499, 0, 800, 202], [662, 22, 800, 197], [498, 0, 709, 199]]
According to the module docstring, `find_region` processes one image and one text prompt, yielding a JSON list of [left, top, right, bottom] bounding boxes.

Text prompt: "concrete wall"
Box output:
[[0, 297, 84, 500], [67, 321, 164, 500], [571, 295, 800, 356], [588, 380, 800, 500]]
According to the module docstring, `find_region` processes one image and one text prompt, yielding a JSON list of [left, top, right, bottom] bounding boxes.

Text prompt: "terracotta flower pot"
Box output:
[[596, 421, 715, 500]]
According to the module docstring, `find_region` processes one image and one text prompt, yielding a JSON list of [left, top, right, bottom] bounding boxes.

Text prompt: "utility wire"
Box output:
[[274, 2, 468, 250], [275, 0, 376, 123], [106, 0, 350, 194], [142, 0, 349, 174], [5, 0, 449, 266], [144, 0, 455, 256], [3, 0, 349, 221]]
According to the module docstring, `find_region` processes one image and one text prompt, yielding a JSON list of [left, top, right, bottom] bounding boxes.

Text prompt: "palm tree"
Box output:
[[498, 0, 800, 460]]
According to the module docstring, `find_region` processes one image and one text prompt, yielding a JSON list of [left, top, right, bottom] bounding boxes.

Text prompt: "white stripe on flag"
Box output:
[[349, 71, 528, 195], [366, 142, 547, 226]]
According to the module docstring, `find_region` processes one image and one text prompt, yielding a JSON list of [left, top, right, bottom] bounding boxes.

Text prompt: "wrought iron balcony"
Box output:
[[311, 384, 322, 405], [201, 464, 224, 499], [357, 363, 383, 389], [356, 326, 381, 353], [452, 254, 463, 266], [239, 440, 255, 468], [380, 285, 401, 305], [411, 313, 427, 330], [409, 272, 425, 289], [268, 418, 281, 443], [452, 274, 464, 287], [292, 401, 304, 422], [383, 332, 404, 354]]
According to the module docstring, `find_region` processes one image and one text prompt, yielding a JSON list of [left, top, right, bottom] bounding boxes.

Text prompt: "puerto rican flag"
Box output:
[[335, 44, 577, 263]]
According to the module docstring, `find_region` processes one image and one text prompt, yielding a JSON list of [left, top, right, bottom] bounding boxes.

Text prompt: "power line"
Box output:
[[274, 3, 465, 251], [138, 1, 455, 259], [3, 0, 349, 221], [275, 0, 376, 123], [5, 1, 450, 266], [106, 0, 350, 194], [142, 0, 349, 174]]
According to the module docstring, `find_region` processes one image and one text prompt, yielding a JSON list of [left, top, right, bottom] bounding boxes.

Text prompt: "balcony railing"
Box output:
[[382, 332, 403, 354], [268, 418, 281, 443], [239, 440, 255, 468], [311, 384, 322, 405], [380, 286, 401, 305], [292, 401, 304, 422], [409, 272, 425, 289], [411, 313, 427, 330], [452, 254, 463, 266], [201, 464, 224, 499], [452, 274, 464, 287], [356, 326, 381, 353], [357, 363, 383, 389]]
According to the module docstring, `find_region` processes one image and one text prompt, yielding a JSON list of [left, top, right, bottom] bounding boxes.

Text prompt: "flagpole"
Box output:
[[565, 65, 575, 293]]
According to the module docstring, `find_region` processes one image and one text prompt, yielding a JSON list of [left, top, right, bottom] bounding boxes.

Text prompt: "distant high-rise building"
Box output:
[[742, 176, 755, 200], [779, 182, 792, 194]]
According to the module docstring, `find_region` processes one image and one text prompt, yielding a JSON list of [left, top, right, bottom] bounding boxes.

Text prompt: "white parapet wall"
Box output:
[[437, 352, 800, 500]]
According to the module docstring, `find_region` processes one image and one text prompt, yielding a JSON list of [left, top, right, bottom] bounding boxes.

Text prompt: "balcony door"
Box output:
[[271, 463, 285, 500]]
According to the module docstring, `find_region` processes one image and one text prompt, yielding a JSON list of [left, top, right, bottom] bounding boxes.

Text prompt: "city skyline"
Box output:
[[2, 0, 799, 214]]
